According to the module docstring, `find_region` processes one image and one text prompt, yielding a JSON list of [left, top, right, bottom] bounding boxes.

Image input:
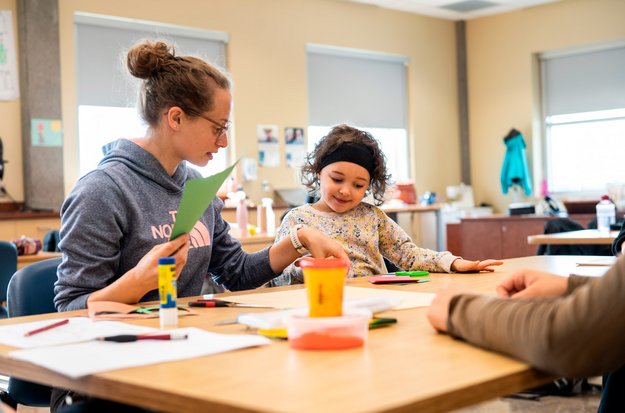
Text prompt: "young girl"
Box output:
[[272, 124, 502, 286]]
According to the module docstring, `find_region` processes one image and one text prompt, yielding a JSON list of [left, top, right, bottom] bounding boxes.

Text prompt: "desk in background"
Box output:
[[381, 203, 444, 251], [449, 214, 597, 260], [0, 255, 594, 413], [17, 251, 62, 269], [528, 229, 617, 246], [229, 228, 276, 252]]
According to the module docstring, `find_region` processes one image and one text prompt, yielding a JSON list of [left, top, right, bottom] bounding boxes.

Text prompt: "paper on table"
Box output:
[[218, 286, 435, 310], [0, 317, 156, 349], [9, 327, 271, 378], [87, 301, 198, 320], [170, 162, 237, 240], [575, 256, 617, 267], [570, 266, 610, 277]]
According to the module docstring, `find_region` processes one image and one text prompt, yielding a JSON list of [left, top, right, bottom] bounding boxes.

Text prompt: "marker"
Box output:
[[188, 300, 273, 308], [394, 271, 429, 277], [24, 318, 70, 337], [98, 332, 188, 343], [189, 301, 230, 308]]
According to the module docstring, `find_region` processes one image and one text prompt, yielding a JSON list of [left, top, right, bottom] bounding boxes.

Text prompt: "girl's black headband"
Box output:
[[318, 143, 375, 178]]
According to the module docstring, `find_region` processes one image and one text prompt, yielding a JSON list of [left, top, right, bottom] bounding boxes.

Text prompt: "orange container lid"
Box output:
[[298, 257, 350, 269]]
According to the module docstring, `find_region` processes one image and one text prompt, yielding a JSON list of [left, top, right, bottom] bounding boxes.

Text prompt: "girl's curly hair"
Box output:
[[301, 124, 391, 205]]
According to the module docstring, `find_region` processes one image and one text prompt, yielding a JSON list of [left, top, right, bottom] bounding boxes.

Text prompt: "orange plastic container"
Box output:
[[299, 257, 350, 317], [285, 309, 371, 350]]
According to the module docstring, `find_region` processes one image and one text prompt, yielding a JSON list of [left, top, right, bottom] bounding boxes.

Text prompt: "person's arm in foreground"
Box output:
[[427, 256, 625, 378]]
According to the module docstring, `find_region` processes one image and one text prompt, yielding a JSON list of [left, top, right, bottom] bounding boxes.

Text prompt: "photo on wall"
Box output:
[[285, 127, 306, 168], [257, 124, 279, 167]]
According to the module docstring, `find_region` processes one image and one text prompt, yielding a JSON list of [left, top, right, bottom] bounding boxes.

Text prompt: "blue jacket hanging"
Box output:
[[500, 129, 532, 196]]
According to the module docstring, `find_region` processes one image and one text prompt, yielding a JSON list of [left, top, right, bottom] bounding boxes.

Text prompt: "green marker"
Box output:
[[394, 271, 429, 277]]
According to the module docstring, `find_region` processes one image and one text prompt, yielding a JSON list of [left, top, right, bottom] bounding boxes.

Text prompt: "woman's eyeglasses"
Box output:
[[197, 114, 231, 138]]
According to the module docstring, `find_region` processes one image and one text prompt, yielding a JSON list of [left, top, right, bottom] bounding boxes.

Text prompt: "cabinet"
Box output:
[[450, 214, 596, 260], [0, 212, 60, 241]]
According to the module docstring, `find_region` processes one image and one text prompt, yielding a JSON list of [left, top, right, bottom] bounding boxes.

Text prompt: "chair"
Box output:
[[0, 240, 18, 319], [5, 257, 62, 407]]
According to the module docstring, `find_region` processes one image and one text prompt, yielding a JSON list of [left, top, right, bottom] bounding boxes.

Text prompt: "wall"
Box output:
[[0, 0, 23, 203], [466, 0, 625, 213], [52, 0, 458, 203]]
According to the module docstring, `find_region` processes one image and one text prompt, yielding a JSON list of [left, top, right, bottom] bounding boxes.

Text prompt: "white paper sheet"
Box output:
[[218, 286, 435, 311], [9, 327, 270, 378], [0, 317, 156, 348]]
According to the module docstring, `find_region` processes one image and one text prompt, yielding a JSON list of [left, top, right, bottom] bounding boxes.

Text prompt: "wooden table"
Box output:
[[528, 229, 617, 245], [0, 255, 593, 413], [17, 251, 62, 269]]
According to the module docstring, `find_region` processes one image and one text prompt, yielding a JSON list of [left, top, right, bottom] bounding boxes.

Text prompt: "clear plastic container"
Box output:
[[262, 198, 275, 236], [284, 308, 371, 350], [596, 195, 616, 233]]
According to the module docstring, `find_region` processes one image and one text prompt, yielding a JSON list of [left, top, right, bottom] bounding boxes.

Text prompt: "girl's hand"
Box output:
[[451, 258, 503, 273], [298, 227, 349, 261], [496, 268, 568, 299]]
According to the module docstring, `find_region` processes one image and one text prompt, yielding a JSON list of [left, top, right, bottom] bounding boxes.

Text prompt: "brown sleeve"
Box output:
[[447, 256, 625, 378]]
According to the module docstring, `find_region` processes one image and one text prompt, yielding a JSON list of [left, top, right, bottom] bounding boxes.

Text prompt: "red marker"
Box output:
[[189, 301, 230, 308], [24, 318, 70, 337]]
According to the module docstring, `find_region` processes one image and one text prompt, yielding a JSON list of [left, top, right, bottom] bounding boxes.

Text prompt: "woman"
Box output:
[[51, 40, 346, 410]]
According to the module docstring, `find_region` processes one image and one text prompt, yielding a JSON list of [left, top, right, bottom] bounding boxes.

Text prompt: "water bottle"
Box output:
[[236, 191, 249, 237], [263, 198, 276, 236], [596, 195, 616, 234]]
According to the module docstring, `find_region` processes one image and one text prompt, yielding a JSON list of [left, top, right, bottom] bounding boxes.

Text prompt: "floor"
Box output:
[[454, 394, 601, 413], [2, 375, 602, 413]]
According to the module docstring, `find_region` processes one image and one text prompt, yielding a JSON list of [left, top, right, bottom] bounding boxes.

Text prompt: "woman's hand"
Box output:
[[87, 235, 190, 305], [426, 283, 472, 333], [451, 258, 503, 273], [132, 235, 190, 292], [298, 227, 348, 261], [496, 268, 568, 299]]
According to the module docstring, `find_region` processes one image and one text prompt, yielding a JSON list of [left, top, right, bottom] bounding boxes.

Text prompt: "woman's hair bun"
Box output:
[[127, 40, 174, 79]]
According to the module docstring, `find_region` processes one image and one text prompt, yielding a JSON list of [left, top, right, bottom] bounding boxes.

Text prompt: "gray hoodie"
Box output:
[[54, 139, 276, 311]]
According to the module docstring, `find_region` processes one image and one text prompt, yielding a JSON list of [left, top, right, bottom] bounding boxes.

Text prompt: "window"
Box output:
[[541, 42, 625, 194], [546, 109, 625, 193], [74, 13, 229, 178], [307, 126, 409, 182], [306, 45, 409, 184]]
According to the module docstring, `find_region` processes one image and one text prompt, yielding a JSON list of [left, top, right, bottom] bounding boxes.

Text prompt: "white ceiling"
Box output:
[[349, 0, 560, 20]]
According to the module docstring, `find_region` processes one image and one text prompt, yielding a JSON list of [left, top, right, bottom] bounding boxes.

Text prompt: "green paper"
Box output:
[[170, 162, 238, 240]]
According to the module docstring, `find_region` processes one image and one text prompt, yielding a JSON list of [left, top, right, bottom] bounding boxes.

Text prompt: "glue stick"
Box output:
[[158, 257, 178, 329]]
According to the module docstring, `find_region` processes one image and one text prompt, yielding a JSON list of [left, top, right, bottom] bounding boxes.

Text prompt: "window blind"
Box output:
[[75, 13, 228, 108], [307, 44, 408, 129], [541, 42, 625, 117]]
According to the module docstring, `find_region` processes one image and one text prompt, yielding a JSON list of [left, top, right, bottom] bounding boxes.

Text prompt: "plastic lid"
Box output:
[[158, 257, 175, 265], [298, 257, 351, 269], [601, 195, 610, 201]]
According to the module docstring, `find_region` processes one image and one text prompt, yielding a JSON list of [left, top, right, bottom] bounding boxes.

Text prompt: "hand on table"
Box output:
[[496, 268, 568, 299], [451, 258, 503, 273], [426, 283, 473, 333]]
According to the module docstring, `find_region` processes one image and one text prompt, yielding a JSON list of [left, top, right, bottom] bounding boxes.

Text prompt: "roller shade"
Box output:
[[541, 43, 625, 117], [307, 44, 408, 129], [75, 13, 227, 108]]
